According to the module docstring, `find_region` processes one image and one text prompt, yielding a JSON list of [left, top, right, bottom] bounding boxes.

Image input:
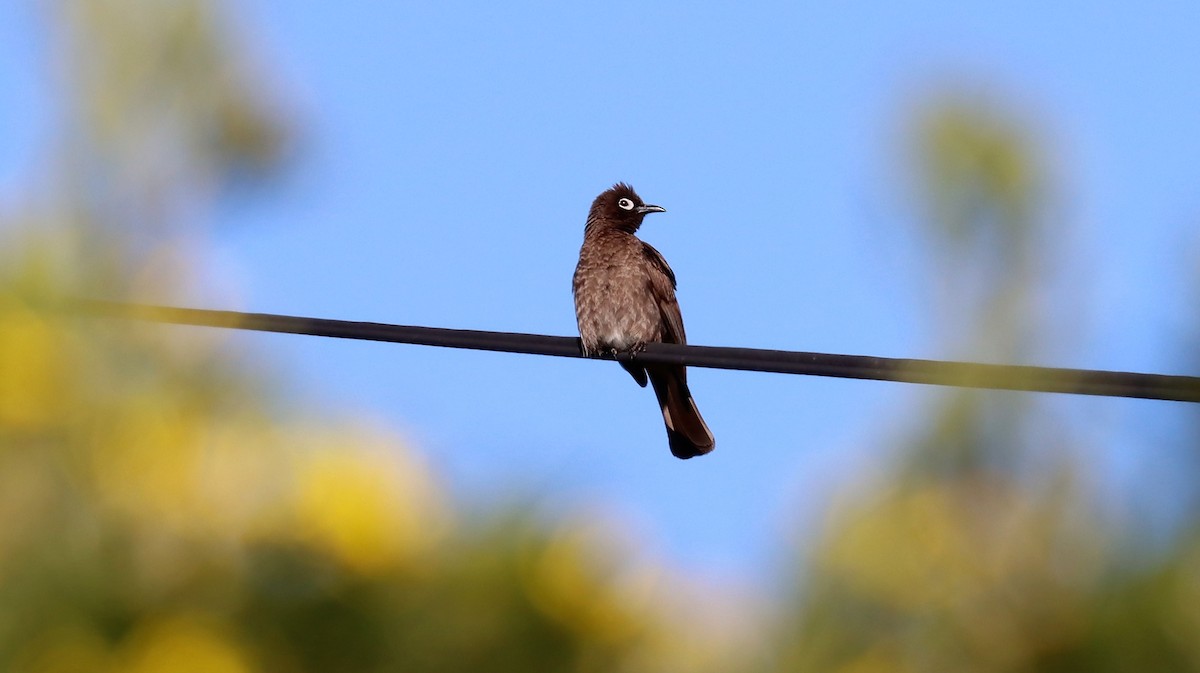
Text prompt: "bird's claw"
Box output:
[[604, 343, 646, 363]]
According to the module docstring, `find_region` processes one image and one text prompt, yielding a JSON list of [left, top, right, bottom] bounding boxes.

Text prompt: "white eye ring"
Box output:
[[617, 197, 635, 210]]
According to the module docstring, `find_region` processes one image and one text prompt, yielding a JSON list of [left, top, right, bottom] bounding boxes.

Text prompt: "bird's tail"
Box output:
[[648, 365, 715, 459]]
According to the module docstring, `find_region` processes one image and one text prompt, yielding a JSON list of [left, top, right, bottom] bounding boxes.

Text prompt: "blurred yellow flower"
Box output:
[[0, 302, 70, 430], [822, 484, 976, 610], [289, 425, 447, 575], [120, 615, 254, 673], [93, 393, 210, 529], [835, 641, 909, 673], [524, 514, 652, 645]]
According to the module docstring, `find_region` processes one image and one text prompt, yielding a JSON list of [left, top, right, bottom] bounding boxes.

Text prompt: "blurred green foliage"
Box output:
[[1, 214, 735, 673], [2, 2, 1198, 672], [769, 95, 1200, 672], [0, 2, 740, 672]]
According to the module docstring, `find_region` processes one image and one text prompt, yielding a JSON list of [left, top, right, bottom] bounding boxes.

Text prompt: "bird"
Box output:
[[572, 183, 715, 459]]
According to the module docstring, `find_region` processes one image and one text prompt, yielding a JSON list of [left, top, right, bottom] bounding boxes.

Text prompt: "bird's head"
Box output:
[[587, 182, 666, 233]]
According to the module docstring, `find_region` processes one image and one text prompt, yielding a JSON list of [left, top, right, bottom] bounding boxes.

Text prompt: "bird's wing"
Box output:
[[640, 241, 677, 288], [641, 241, 686, 345]]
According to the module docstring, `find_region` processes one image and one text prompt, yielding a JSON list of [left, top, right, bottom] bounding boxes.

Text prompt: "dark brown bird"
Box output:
[[572, 183, 715, 459]]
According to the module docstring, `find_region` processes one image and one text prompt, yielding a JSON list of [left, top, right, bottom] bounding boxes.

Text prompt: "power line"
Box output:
[[76, 299, 1200, 403]]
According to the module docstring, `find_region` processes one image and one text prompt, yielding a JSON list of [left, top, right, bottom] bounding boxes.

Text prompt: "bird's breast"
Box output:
[[573, 236, 662, 353]]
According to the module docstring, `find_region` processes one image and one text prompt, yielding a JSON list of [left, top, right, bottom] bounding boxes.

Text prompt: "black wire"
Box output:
[[75, 299, 1200, 403]]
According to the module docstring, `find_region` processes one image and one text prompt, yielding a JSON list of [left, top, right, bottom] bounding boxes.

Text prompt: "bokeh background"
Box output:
[[2, 1, 1199, 671]]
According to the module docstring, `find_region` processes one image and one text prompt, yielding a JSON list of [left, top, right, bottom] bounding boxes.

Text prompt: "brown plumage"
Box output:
[[572, 183, 715, 459]]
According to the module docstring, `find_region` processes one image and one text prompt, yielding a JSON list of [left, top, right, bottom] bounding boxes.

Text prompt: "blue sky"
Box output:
[[3, 2, 1199, 584]]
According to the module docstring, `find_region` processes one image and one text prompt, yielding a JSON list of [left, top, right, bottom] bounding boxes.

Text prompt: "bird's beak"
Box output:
[[637, 204, 666, 214]]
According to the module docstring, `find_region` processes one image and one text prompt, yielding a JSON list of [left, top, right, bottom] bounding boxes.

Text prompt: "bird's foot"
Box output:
[[609, 342, 647, 365], [604, 343, 646, 364]]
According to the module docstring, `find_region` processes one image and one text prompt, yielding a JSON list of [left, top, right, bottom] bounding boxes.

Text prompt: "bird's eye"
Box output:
[[617, 198, 635, 210]]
